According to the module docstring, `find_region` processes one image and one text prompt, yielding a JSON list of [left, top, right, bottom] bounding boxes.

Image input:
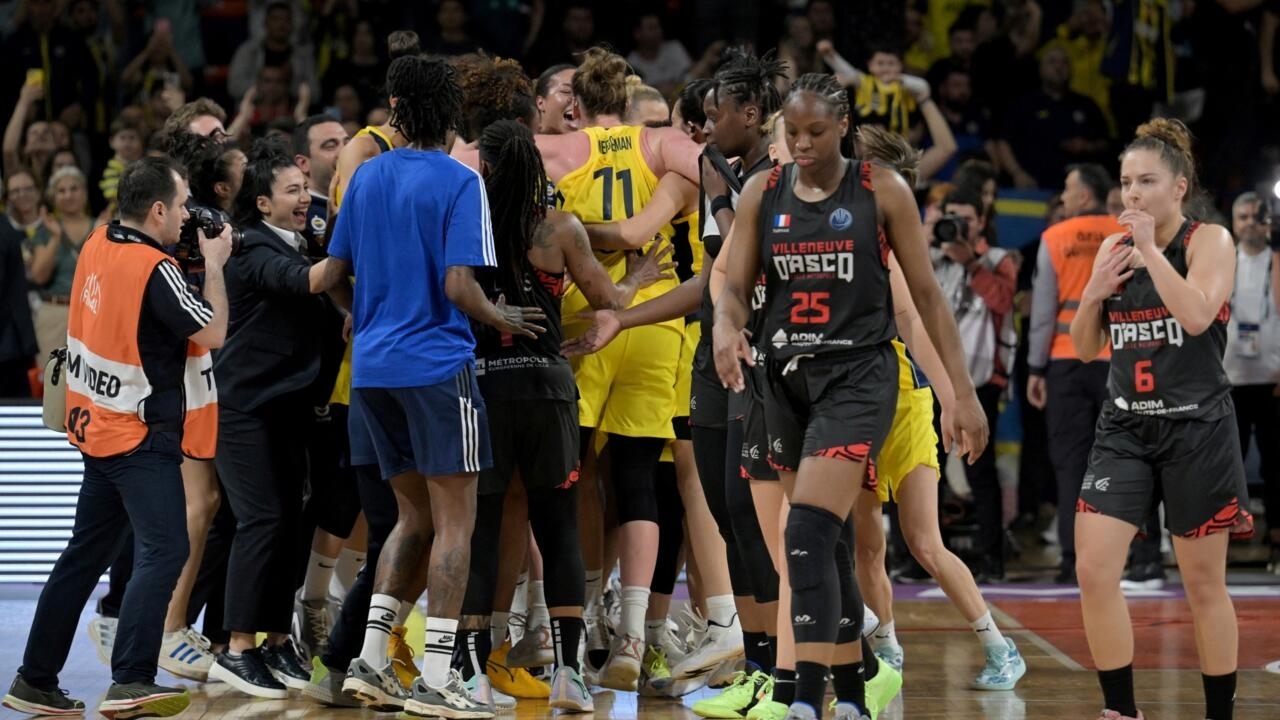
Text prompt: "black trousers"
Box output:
[[1233, 384, 1280, 544], [216, 400, 310, 635], [935, 382, 1004, 560], [1045, 360, 1110, 565], [21, 432, 188, 687]]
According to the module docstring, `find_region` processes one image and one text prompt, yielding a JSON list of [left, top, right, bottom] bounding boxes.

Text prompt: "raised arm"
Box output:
[[874, 163, 987, 460], [711, 172, 766, 392], [1071, 234, 1128, 361], [915, 93, 957, 183]]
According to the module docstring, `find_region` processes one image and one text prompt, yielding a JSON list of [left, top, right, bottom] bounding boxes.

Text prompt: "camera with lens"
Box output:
[[932, 213, 970, 247], [174, 203, 242, 268]]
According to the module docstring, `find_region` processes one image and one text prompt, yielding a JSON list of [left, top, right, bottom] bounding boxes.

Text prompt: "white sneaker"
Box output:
[[549, 666, 594, 713], [666, 619, 742, 683], [464, 672, 516, 712], [405, 669, 494, 719], [87, 616, 117, 666], [597, 634, 643, 692], [507, 624, 554, 668], [158, 627, 214, 681]]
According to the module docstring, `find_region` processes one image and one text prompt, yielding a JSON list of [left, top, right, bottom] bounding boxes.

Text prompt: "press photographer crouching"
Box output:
[[929, 187, 1018, 581], [3, 157, 232, 717], [208, 139, 348, 697]]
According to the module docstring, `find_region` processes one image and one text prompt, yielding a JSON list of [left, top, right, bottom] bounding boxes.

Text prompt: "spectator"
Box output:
[[926, 4, 981, 90], [149, 1, 208, 78], [969, 0, 1042, 120], [819, 41, 922, 140], [5, 170, 42, 240], [1224, 192, 1280, 571], [626, 13, 690, 99], [330, 84, 364, 126], [424, 0, 482, 58], [163, 98, 229, 140], [3, 81, 56, 187], [120, 20, 193, 109], [1047, 0, 1112, 130], [929, 185, 1018, 582], [1026, 163, 1125, 584], [530, 2, 598, 73], [322, 20, 386, 111], [467, 0, 544, 62], [28, 166, 94, 361], [931, 65, 994, 180], [2, 0, 99, 133], [777, 12, 820, 84], [1102, 0, 1174, 142], [903, 0, 934, 75], [0, 212, 36, 396], [992, 45, 1110, 189], [291, 114, 348, 250], [98, 118, 146, 219], [66, 0, 124, 140], [236, 66, 311, 137], [228, 0, 318, 104]]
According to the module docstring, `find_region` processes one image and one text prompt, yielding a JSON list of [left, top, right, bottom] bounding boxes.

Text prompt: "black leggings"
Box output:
[[650, 463, 684, 595], [691, 422, 779, 603]]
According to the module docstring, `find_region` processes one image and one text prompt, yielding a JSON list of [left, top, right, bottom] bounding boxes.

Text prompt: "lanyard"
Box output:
[[1231, 250, 1271, 322]]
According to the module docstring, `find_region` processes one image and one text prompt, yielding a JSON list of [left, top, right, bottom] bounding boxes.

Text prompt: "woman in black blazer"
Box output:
[[208, 140, 345, 698]]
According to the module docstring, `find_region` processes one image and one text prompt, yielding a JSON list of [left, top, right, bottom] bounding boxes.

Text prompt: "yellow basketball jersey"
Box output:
[[333, 125, 394, 210], [556, 126, 677, 332], [893, 337, 931, 393]]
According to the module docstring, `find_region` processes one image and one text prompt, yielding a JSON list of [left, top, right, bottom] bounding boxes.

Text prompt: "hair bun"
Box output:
[[1135, 117, 1193, 156]]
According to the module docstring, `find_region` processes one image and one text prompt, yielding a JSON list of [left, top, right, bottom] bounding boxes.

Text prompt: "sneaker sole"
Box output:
[[87, 620, 115, 666], [301, 680, 362, 708], [597, 661, 640, 692], [207, 661, 289, 699], [661, 673, 712, 698], [665, 645, 739, 683], [341, 676, 405, 711], [157, 657, 211, 682], [404, 697, 495, 719], [3, 694, 84, 716], [99, 691, 190, 719], [267, 667, 310, 691], [548, 694, 594, 713]]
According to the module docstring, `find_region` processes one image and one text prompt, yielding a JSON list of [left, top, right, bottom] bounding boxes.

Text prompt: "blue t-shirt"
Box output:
[[328, 148, 496, 388]]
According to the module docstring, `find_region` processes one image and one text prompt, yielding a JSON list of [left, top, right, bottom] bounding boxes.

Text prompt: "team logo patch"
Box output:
[[773, 214, 791, 229], [829, 207, 852, 231], [310, 214, 326, 234]]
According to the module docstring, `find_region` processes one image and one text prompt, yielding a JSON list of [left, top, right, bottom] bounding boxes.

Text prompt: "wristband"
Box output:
[[709, 195, 734, 216]]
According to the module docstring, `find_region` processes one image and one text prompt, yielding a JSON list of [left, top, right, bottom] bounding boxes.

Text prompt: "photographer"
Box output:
[[207, 140, 346, 698], [930, 186, 1017, 581], [3, 157, 232, 718]]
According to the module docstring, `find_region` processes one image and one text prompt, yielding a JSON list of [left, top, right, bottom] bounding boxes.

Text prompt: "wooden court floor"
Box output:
[[1, 588, 1278, 719]]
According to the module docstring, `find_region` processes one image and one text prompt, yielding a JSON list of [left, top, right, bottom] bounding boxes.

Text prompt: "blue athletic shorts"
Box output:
[[349, 362, 492, 479]]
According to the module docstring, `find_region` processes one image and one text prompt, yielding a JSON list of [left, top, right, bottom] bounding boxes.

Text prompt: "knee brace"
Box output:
[[785, 503, 843, 645], [528, 486, 585, 609], [834, 516, 863, 645], [608, 434, 663, 524]]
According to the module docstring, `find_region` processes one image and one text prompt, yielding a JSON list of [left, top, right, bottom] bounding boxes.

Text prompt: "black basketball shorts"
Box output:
[[479, 399, 580, 496]]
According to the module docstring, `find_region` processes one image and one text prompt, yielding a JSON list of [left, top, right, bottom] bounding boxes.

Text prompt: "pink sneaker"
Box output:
[[1098, 710, 1144, 720]]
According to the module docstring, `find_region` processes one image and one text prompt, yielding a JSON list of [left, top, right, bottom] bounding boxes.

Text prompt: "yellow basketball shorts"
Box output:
[[874, 386, 940, 503], [573, 323, 682, 440]]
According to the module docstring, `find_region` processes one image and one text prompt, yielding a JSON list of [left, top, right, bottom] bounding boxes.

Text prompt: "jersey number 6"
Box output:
[[790, 291, 831, 324], [1134, 359, 1155, 393]]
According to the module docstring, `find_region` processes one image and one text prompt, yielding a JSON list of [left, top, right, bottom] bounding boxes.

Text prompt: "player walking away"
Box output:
[[1070, 119, 1252, 720], [714, 73, 987, 720]]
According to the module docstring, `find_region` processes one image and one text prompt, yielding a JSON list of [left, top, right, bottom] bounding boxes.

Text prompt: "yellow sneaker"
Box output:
[[387, 625, 419, 690], [487, 640, 551, 699], [638, 644, 671, 697]]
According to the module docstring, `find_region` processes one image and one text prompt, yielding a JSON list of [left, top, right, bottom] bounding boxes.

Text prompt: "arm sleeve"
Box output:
[[1027, 240, 1059, 372], [145, 260, 212, 339], [445, 172, 497, 269], [235, 241, 311, 296]]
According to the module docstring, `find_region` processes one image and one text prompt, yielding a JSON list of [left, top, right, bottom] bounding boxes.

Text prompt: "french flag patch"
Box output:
[[774, 214, 791, 228]]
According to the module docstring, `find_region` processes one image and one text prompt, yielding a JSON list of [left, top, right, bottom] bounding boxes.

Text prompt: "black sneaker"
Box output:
[[208, 648, 289, 699], [1, 675, 85, 716], [262, 638, 310, 690], [1120, 562, 1166, 591], [98, 682, 189, 719]]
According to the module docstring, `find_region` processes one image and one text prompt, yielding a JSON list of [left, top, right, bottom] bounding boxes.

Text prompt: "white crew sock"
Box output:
[[528, 580, 550, 630], [869, 619, 900, 650], [491, 611, 510, 648], [645, 619, 667, 648], [423, 617, 460, 687], [328, 548, 366, 601], [705, 595, 739, 629], [619, 586, 650, 641], [969, 611, 1006, 649], [301, 551, 337, 601], [361, 594, 400, 667], [862, 604, 881, 638]]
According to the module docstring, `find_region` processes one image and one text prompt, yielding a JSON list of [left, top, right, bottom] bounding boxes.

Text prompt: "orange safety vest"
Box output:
[[182, 341, 217, 459], [1044, 213, 1127, 361], [65, 226, 215, 458]]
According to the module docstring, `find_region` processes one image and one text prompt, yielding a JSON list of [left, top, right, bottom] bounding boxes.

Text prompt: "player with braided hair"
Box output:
[[714, 72, 986, 720], [310, 54, 543, 719]]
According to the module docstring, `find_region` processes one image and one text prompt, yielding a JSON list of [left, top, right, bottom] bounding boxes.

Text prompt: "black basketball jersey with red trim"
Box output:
[[1103, 219, 1231, 420], [474, 262, 577, 402], [758, 160, 895, 361]]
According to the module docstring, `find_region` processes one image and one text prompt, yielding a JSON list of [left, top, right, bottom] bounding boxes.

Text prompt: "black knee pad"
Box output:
[[785, 503, 843, 645], [834, 517, 863, 644], [608, 434, 663, 524]]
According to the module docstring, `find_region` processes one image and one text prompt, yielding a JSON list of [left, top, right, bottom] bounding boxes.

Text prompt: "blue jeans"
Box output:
[[20, 431, 189, 687]]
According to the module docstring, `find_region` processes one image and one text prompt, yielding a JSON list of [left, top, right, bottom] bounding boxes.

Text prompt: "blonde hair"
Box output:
[[856, 124, 921, 187], [573, 47, 632, 118]]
